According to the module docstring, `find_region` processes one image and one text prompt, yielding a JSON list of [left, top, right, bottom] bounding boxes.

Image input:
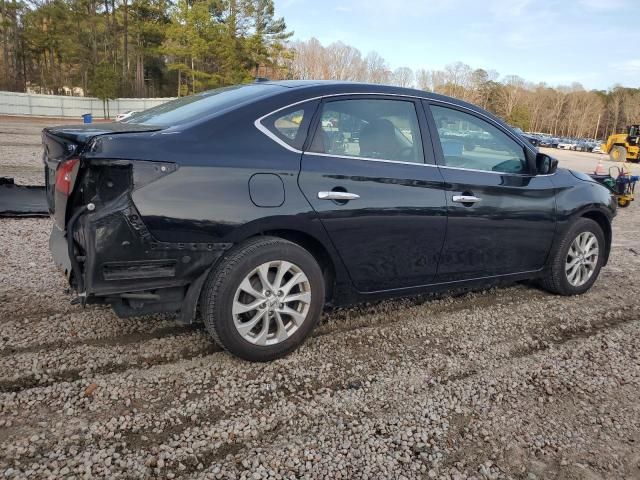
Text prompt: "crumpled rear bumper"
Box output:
[[50, 194, 230, 299]]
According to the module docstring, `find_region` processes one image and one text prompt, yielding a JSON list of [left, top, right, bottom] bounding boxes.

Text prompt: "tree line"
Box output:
[[0, 0, 291, 100], [1, 2, 638, 139]]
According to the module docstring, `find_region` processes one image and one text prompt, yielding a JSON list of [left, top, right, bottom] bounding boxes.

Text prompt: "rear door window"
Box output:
[[308, 98, 424, 164]]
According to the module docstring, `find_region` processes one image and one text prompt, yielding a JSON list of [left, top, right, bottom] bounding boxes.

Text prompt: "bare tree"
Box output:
[[289, 38, 327, 79], [364, 51, 390, 84], [443, 62, 472, 99], [415, 68, 432, 91], [289, 38, 367, 81], [498, 74, 526, 120], [326, 42, 365, 81], [392, 67, 414, 88]]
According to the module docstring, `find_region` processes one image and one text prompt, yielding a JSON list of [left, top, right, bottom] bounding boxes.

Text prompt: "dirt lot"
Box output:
[[1, 118, 640, 479]]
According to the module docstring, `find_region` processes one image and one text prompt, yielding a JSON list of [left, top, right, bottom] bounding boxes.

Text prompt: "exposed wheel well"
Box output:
[[258, 229, 336, 304], [581, 211, 612, 264]]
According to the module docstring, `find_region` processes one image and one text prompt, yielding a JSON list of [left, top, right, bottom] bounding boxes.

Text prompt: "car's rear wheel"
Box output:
[[540, 218, 605, 295], [200, 236, 325, 361]]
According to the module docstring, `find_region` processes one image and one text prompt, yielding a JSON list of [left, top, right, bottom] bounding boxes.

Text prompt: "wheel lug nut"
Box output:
[[260, 303, 266, 309], [279, 303, 284, 308], [277, 290, 283, 296], [265, 291, 271, 296]]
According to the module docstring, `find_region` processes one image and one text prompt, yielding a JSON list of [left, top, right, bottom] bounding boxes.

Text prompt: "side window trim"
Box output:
[[255, 117, 301, 153], [305, 94, 428, 165], [256, 99, 320, 153], [415, 98, 437, 165], [423, 100, 534, 176], [302, 96, 325, 152]]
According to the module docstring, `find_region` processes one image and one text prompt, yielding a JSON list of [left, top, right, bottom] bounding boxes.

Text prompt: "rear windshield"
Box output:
[[124, 84, 281, 126]]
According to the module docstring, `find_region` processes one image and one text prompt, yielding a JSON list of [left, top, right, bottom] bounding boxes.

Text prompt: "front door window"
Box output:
[[430, 105, 527, 174]]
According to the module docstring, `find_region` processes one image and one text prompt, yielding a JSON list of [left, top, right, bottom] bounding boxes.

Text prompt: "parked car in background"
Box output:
[[587, 140, 602, 152], [573, 140, 589, 152], [512, 127, 540, 147], [558, 139, 574, 150], [524, 133, 541, 147], [43, 81, 616, 361], [538, 136, 558, 148], [115, 110, 138, 122]]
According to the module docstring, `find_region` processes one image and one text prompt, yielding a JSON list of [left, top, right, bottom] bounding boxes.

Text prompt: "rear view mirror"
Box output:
[[536, 153, 558, 175]]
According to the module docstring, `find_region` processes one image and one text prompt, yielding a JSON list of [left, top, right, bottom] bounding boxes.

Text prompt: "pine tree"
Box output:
[[89, 61, 119, 117]]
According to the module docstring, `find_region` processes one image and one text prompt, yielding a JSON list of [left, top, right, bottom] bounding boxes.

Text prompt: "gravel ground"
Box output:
[[0, 120, 43, 185], [1, 118, 640, 479]]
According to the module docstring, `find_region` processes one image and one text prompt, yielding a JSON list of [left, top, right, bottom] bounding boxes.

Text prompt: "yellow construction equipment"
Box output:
[[601, 124, 640, 162]]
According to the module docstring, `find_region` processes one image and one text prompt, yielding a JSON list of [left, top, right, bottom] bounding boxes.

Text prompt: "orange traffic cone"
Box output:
[[594, 160, 605, 175]]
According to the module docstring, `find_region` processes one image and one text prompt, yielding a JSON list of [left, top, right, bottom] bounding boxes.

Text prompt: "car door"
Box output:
[[424, 101, 557, 282], [298, 95, 447, 292]]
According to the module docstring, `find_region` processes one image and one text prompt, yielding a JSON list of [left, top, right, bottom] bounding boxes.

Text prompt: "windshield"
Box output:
[[125, 84, 281, 126]]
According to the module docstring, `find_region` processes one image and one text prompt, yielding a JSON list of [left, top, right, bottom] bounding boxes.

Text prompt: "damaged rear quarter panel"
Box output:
[[77, 193, 229, 296]]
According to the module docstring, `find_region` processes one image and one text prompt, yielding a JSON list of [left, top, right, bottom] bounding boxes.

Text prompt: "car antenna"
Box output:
[[254, 77, 270, 83]]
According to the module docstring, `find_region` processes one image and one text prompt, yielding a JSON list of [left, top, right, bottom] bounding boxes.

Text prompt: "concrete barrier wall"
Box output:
[[0, 91, 175, 118]]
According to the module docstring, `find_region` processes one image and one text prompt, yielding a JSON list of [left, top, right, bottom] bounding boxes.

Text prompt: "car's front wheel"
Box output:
[[540, 218, 605, 295], [200, 237, 325, 361]]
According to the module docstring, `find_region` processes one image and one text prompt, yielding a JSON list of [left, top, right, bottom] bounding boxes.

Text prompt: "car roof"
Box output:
[[254, 80, 510, 131], [260, 80, 489, 113], [262, 79, 449, 100]]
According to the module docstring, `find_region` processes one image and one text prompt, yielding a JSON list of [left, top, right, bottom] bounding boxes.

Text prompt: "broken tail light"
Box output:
[[55, 157, 79, 196]]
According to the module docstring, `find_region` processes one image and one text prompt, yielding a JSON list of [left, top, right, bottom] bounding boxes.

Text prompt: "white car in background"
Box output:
[[115, 110, 138, 122], [557, 139, 574, 150]]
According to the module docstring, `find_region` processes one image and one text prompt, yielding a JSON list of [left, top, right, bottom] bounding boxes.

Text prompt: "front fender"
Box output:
[[549, 169, 616, 265]]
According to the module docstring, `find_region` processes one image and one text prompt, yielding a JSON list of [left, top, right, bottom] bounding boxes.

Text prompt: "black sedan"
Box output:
[[539, 137, 559, 148], [43, 81, 616, 361]]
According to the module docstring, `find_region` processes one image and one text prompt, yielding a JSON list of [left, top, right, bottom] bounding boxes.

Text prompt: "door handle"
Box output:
[[452, 195, 481, 204], [318, 191, 360, 201]]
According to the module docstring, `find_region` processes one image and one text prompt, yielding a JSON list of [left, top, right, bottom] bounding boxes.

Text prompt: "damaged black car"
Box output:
[[45, 80, 616, 361]]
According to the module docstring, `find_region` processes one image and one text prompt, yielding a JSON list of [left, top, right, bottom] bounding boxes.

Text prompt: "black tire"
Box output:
[[540, 218, 605, 296], [200, 236, 325, 362]]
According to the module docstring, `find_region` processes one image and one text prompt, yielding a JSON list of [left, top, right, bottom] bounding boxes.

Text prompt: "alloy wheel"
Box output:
[[565, 231, 599, 287], [232, 260, 311, 346]]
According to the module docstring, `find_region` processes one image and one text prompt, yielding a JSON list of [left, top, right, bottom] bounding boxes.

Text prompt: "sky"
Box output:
[[275, 0, 640, 90]]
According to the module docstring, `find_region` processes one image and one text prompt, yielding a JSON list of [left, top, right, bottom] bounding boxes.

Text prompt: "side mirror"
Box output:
[[536, 153, 558, 175]]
